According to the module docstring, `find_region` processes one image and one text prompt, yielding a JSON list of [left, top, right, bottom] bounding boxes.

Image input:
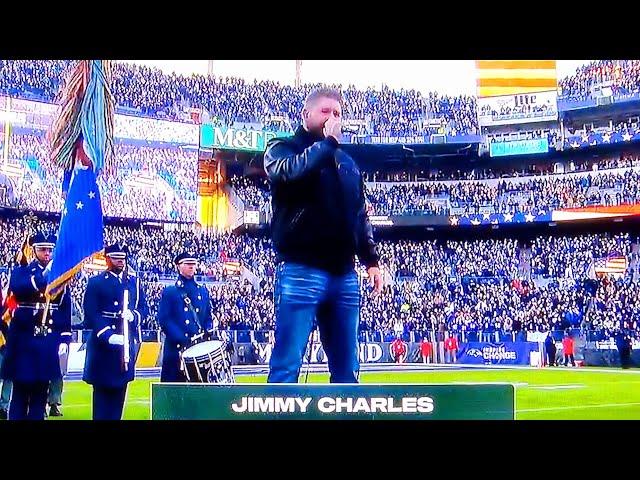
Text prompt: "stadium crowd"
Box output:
[[586, 278, 640, 340], [530, 233, 633, 278], [2, 133, 197, 221], [360, 277, 589, 342], [559, 60, 640, 100], [227, 154, 640, 218], [365, 153, 640, 183], [229, 176, 270, 211], [0, 60, 479, 137], [3, 60, 640, 141], [3, 59, 640, 343], [1, 213, 637, 340]]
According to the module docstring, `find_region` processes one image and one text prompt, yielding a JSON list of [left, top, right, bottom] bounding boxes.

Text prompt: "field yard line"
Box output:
[[518, 401, 640, 413], [548, 368, 640, 374], [529, 384, 585, 389], [63, 400, 150, 409]]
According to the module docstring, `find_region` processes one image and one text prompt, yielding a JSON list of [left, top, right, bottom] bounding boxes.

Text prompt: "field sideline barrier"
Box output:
[[66, 340, 635, 371]]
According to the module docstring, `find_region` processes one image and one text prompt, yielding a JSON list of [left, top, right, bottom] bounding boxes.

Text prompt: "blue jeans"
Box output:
[[268, 262, 360, 383]]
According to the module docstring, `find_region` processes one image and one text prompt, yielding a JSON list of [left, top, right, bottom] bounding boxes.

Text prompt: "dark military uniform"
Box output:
[[0, 233, 72, 420], [616, 330, 633, 369], [157, 252, 213, 382], [47, 378, 64, 416], [0, 287, 12, 419], [544, 332, 557, 367], [82, 244, 147, 420]]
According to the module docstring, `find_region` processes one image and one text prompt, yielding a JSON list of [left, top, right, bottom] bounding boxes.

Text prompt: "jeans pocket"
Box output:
[[279, 263, 327, 303]]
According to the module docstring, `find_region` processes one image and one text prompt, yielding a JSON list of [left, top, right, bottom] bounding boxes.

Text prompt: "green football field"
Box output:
[[48, 367, 640, 420]]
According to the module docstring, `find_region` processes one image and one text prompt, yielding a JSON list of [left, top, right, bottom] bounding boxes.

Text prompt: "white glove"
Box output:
[[191, 331, 205, 342], [58, 343, 68, 356], [123, 310, 134, 323], [108, 334, 125, 346]]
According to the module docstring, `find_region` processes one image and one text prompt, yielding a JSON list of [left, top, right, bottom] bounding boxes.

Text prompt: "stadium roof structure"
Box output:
[[341, 142, 481, 169]]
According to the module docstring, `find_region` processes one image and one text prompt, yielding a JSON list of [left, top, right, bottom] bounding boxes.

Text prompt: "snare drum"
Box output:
[[180, 340, 235, 383]]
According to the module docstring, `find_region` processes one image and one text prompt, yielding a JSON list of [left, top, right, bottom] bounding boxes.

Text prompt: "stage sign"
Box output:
[[151, 383, 515, 420]]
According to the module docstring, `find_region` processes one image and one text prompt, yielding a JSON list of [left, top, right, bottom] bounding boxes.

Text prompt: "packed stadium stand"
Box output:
[[2, 59, 640, 349], [2, 60, 638, 137]]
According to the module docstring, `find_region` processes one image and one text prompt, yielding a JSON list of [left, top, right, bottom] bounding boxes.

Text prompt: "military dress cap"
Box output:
[[174, 251, 198, 265], [105, 243, 129, 260], [30, 232, 57, 249]]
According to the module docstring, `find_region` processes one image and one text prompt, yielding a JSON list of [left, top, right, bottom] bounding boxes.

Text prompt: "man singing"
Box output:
[[263, 87, 382, 384]]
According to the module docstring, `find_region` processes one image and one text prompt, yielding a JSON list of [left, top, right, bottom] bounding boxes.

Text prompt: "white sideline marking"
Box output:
[[62, 400, 150, 409], [532, 384, 585, 390], [450, 381, 529, 387]]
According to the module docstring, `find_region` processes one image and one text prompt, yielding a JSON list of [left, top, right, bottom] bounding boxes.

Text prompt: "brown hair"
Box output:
[[304, 87, 342, 107]]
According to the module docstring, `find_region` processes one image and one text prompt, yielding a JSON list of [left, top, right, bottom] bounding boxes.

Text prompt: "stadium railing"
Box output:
[[68, 327, 608, 345]]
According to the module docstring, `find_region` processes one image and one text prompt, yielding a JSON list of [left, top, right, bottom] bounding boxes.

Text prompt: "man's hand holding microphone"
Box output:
[[323, 115, 342, 143]]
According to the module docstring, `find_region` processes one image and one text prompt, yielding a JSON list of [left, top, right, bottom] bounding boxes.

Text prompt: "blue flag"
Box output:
[[46, 60, 114, 301], [46, 167, 104, 300]]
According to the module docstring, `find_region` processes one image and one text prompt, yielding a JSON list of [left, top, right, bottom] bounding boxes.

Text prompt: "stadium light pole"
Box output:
[[295, 60, 302, 88], [2, 100, 13, 166]]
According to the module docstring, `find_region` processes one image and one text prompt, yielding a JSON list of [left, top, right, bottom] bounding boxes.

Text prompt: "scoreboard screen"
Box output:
[[489, 138, 549, 157]]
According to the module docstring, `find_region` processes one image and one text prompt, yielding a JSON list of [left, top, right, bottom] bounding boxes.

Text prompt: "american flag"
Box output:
[[476, 60, 558, 98], [589, 254, 628, 278], [223, 260, 242, 276]]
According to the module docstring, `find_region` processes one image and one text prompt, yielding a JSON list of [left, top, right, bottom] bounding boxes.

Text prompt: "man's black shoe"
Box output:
[[48, 404, 63, 417]]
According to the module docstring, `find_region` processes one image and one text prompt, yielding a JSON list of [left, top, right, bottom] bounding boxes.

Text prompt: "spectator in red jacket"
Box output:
[[420, 337, 433, 364], [562, 333, 576, 367], [391, 337, 407, 363], [444, 334, 459, 363]]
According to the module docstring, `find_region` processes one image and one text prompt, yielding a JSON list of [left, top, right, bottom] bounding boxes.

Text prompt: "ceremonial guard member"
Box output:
[[1, 232, 72, 420], [0, 287, 12, 420], [47, 378, 64, 416], [82, 243, 147, 420], [544, 330, 557, 367], [616, 327, 633, 369], [157, 251, 213, 382]]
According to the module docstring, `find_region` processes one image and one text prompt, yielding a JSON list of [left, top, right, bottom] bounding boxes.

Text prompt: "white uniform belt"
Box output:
[[17, 303, 60, 311]]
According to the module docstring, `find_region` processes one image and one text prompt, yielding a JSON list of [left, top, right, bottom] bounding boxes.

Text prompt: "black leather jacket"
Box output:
[[263, 126, 379, 275]]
